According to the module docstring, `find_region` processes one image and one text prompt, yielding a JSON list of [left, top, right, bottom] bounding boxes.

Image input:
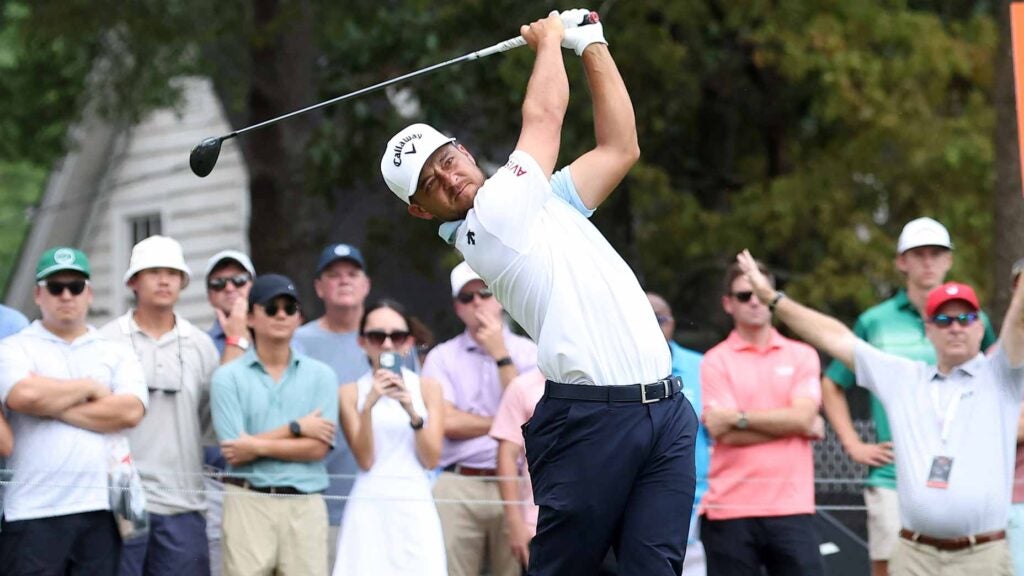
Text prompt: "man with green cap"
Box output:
[[0, 247, 149, 576]]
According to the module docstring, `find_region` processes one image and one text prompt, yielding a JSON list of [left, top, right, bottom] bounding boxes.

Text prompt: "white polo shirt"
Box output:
[[439, 151, 669, 386], [854, 341, 1024, 537], [0, 321, 148, 521]]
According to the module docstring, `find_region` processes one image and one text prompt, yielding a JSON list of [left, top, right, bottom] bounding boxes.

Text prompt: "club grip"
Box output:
[[470, 11, 600, 60]]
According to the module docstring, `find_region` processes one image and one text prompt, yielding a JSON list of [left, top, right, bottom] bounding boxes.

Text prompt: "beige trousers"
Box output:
[[221, 484, 328, 576], [890, 537, 1012, 576], [433, 472, 519, 576]]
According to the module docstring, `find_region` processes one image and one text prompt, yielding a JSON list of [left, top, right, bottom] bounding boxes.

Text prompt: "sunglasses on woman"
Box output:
[[36, 279, 89, 296], [208, 274, 252, 291], [930, 312, 979, 328], [456, 288, 494, 304], [362, 330, 412, 346]]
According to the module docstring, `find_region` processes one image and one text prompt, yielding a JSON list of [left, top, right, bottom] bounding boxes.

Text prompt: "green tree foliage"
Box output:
[[0, 0, 1001, 342]]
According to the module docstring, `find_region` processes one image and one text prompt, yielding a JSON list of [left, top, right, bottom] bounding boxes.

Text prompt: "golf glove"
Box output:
[[560, 8, 607, 56]]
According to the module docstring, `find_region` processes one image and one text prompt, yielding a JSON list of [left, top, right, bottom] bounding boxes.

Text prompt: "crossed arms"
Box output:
[[6, 375, 144, 433]]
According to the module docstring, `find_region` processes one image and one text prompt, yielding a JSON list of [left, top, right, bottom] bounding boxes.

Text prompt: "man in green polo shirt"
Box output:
[[211, 274, 338, 576], [821, 217, 997, 576]]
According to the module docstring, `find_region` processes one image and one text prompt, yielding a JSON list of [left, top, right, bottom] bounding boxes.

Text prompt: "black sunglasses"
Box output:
[[37, 279, 89, 296], [456, 288, 494, 304], [261, 301, 300, 317], [362, 330, 411, 346], [730, 291, 754, 303], [930, 312, 979, 328], [208, 274, 252, 291]]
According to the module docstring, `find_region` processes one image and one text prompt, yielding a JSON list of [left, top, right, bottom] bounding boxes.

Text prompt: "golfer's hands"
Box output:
[[737, 250, 775, 305], [560, 8, 606, 56], [521, 11, 565, 51]]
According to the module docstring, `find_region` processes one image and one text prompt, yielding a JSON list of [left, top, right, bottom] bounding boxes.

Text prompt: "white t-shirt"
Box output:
[[0, 321, 149, 521], [854, 340, 1024, 537], [443, 151, 669, 386]]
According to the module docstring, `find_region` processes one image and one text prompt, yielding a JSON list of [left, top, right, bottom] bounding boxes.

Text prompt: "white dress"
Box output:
[[332, 368, 447, 576]]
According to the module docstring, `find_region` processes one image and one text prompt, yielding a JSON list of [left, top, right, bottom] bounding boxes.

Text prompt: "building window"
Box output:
[[129, 213, 162, 247]]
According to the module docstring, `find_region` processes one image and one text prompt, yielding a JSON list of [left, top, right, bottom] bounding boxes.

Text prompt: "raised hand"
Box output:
[[521, 11, 565, 51]]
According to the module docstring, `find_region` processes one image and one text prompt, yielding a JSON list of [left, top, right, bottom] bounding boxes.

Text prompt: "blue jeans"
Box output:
[[120, 511, 210, 576]]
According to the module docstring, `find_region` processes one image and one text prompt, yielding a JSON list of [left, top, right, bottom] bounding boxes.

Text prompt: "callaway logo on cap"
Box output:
[[380, 123, 456, 204]]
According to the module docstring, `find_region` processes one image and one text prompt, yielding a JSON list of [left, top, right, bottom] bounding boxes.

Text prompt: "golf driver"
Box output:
[[190, 11, 599, 177]]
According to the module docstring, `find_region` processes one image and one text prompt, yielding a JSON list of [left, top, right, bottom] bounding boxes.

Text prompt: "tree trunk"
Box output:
[[242, 0, 329, 308], [993, 1, 1024, 330]]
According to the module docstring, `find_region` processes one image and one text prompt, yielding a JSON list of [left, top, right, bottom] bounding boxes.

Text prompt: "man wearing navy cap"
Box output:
[[211, 274, 337, 576], [293, 244, 373, 565]]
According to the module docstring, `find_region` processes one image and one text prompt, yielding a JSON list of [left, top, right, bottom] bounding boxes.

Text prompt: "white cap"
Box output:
[[897, 217, 952, 254], [381, 123, 455, 204], [123, 235, 192, 287], [450, 261, 482, 297], [204, 249, 256, 278]]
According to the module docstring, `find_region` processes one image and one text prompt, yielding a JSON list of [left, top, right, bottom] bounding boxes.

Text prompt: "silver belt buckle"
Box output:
[[641, 382, 662, 404]]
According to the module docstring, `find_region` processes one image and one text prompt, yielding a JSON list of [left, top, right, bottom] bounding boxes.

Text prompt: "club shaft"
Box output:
[[232, 52, 479, 140]]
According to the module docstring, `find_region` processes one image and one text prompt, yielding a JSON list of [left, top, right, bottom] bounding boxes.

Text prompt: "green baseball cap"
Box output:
[[35, 247, 91, 280]]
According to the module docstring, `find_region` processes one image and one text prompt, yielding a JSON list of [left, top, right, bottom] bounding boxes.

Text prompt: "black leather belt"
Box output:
[[222, 476, 312, 495], [544, 376, 682, 404]]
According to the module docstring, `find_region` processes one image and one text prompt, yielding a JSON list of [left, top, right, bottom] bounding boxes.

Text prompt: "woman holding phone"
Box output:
[[333, 299, 446, 576]]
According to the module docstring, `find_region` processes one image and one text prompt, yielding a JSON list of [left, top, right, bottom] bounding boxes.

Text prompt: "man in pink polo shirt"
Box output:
[[700, 260, 825, 576], [489, 368, 546, 571]]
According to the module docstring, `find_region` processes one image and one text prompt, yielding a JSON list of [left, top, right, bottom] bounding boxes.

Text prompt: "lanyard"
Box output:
[[930, 383, 966, 444]]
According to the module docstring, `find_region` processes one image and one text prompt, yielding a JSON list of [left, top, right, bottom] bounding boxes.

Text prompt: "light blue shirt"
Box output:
[[0, 305, 28, 340], [670, 340, 707, 543], [211, 347, 338, 494]]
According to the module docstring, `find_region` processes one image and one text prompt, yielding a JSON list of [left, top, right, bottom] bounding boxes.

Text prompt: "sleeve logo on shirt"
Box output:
[[503, 158, 527, 177], [466, 230, 476, 245]]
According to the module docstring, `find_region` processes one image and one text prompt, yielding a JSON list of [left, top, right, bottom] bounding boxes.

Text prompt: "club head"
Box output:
[[190, 137, 223, 177]]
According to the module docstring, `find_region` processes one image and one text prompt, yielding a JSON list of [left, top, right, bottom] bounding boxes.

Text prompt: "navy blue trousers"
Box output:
[[701, 514, 824, 576], [0, 510, 121, 575], [120, 511, 210, 576], [523, 390, 697, 576]]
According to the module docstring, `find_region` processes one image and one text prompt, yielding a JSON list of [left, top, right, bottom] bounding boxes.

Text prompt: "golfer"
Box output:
[[380, 10, 697, 576]]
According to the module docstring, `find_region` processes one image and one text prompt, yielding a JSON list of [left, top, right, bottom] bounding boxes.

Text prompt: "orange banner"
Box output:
[[1012, 3, 1024, 197]]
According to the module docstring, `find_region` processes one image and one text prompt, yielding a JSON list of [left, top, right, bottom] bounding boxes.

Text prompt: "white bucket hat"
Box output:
[[380, 123, 455, 204], [124, 235, 192, 287], [450, 261, 483, 297]]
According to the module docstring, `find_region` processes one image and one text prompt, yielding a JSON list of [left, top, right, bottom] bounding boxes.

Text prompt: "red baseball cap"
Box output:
[[925, 282, 980, 317]]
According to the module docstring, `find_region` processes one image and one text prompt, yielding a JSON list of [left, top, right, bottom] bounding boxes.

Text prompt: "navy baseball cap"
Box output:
[[248, 274, 300, 306], [315, 243, 366, 276]]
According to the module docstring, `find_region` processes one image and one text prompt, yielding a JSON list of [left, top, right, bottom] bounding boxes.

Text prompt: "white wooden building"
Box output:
[[5, 77, 250, 329]]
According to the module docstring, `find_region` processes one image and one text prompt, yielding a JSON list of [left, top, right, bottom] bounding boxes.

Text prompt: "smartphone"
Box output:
[[379, 351, 403, 376]]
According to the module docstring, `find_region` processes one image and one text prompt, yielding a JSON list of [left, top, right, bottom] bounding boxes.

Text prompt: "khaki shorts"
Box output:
[[864, 486, 900, 561], [890, 537, 1012, 576]]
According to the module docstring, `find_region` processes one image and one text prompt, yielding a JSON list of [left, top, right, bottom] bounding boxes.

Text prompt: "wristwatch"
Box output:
[[289, 420, 302, 437], [226, 335, 250, 351], [410, 416, 425, 430], [769, 291, 786, 312], [496, 356, 513, 368], [735, 412, 749, 430]]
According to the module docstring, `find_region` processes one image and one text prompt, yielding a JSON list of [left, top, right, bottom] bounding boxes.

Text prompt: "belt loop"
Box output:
[[968, 534, 977, 548], [912, 532, 920, 542]]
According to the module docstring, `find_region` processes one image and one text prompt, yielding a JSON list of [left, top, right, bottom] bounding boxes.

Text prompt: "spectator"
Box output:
[[648, 292, 708, 576], [490, 368, 545, 571], [333, 299, 446, 575], [700, 260, 825, 576], [0, 247, 147, 575], [1011, 257, 1024, 576], [0, 304, 27, 338], [820, 217, 997, 576], [0, 299, 28, 523], [292, 243, 376, 563], [422, 261, 537, 576], [211, 274, 337, 576], [99, 236, 220, 576], [205, 250, 256, 363], [736, 249, 1024, 576], [201, 249, 256, 576]]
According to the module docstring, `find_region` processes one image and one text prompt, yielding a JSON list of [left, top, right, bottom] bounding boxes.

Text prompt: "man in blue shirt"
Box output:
[[211, 274, 337, 576], [648, 292, 708, 576]]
